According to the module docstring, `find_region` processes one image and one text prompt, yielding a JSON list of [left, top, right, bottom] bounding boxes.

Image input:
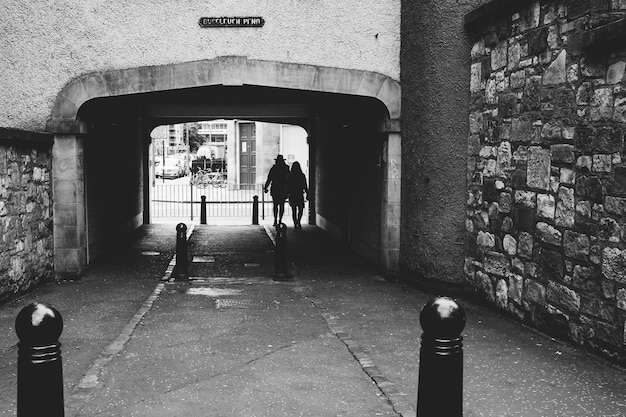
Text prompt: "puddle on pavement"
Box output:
[[187, 287, 243, 297], [193, 256, 215, 263], [190, 277, 274, 285]]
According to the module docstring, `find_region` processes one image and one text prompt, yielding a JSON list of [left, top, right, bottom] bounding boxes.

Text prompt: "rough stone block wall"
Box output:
[[465, 0, 626, 363], [0, 128, 54, 302]]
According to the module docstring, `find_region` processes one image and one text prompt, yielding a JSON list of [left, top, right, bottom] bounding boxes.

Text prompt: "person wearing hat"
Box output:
[[263, 155, 290, 226]]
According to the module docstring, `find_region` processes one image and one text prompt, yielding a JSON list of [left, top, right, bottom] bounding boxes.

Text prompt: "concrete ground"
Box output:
[[1, 221, 626, 416]]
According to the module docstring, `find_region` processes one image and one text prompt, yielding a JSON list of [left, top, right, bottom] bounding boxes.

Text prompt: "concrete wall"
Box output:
[[86, 117, 144, 259], [0, 129, 54, 301], [0, 1, 400, 132], [316, 106, 352, 241], [400, 0, 488, 286], [464, 0, 626, 364], [345, 108, 385, 261], [315, 100, 385, 260]]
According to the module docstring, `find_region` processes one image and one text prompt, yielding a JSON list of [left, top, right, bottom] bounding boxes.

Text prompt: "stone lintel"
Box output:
[[377, 78, 401, 119], [46, 120, 88, 134], [311, 66, 363, 95], [574, 18, 626, 52], [465, 0, 619, 32], [380, 118, 401, 133], [49, 58, 401, 126], [244, 60, 318, 90], [464, 0, 535, 29], [0, 127, 53, 145], [219, 56, 247, 86]]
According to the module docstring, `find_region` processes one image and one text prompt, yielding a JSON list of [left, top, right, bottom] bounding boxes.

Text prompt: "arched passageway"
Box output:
[[46, 57, 401, 278]]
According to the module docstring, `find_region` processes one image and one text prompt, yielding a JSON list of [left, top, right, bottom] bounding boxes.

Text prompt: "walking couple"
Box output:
[[263, 155, 309, 230]]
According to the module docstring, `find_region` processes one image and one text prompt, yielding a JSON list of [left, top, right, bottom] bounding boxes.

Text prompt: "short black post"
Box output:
[[15, 302, 64, 417], [273, 222, 289, 281], [252, 195, 259, 225], [200, 195, 207, 225], [175, 223, 189, 281], [417, 296, 466, 417]]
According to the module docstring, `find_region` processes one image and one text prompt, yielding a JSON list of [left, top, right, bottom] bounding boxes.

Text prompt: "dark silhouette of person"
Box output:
[[264, 155, 290, 226], [286, 161, 309, 230]]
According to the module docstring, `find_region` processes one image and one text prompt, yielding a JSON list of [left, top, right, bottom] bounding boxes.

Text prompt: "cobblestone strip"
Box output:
[[261, 226, 415, 417], [262, 222, 276, 245], [65, 282, 166, 413], [320, 311, 416, 417], [66, 244, 182, 414], [164, 254, 178, 283]]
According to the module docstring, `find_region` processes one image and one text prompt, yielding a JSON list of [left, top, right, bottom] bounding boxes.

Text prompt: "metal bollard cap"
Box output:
[[419, 296, 466, 338], [15, 302, 63, 345]]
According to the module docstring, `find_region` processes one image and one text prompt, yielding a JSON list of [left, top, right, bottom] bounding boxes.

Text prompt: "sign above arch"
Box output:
[[198, 17, 265, 27], [46, 56, 400, 133]]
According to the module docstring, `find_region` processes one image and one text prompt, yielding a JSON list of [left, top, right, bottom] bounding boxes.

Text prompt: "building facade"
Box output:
[[190, 119, 308, 188]]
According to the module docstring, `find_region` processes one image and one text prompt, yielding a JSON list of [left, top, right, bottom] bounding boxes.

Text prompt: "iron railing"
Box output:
[[151, 182, 299, 221]]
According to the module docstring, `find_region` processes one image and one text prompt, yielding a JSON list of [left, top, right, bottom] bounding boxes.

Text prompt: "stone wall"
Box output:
[[465, 0, 626, 363], [0, 128, 54, 302]]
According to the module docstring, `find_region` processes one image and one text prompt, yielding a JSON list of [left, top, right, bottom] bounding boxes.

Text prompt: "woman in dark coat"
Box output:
[[286, 161, 309, 230], [264, 155, 290, 226]]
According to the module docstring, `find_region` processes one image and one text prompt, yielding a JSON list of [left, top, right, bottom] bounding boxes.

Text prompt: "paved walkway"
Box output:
[[2, 222, 626, 416]]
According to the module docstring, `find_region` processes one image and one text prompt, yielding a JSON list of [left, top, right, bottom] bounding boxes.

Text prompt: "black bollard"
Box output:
[[200, 195, 207, 225], [15, 301, 64, 417], [273, 222, 289, 281], [252, 195, 259, 225], [175, 223, 189, 281], [417, 296, 466, 417]]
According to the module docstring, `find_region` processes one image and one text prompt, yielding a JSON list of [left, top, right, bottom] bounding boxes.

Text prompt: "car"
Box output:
[[155, 158, 185, 179], [160, 165, 182, 179]]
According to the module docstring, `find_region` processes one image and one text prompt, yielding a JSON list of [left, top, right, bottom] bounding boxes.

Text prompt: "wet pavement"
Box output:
[[1, 222, 626, 416]]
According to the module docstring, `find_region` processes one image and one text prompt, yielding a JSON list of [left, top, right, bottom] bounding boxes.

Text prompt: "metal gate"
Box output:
[[150, 178, 296, 222]]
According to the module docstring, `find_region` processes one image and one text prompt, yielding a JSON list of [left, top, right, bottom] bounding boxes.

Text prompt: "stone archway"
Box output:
[[46, 57, 401, 277], [48, 56, 400, 126]]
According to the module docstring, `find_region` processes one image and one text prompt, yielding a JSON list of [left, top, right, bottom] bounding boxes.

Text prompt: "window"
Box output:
[[210, 134, 226, 142]]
